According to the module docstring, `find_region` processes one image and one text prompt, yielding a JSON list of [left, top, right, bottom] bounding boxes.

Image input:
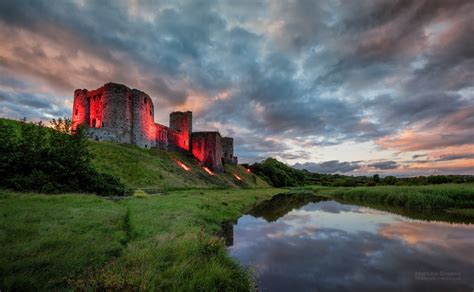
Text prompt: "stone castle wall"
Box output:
[[191, 131, 224, 172], [72, 89, 89, 131], [72, 82, 235, 171], [132, 89, 155, 148], [169, 111, 192, 151], [221, 137, 237, 164]]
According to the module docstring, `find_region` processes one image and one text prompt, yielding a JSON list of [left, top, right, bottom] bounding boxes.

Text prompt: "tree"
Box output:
[[0, 119, 124, 195], [373, 174, 380, 183], [383, 175, 398, 185]]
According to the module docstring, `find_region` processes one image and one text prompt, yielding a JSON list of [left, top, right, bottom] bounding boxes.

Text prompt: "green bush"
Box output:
[[133, 189, 148, 198], [0, 119, 124, 196], [250, 158, 305, 187]]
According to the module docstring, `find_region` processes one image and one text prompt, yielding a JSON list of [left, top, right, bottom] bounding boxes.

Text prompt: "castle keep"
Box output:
[[71, 82, 237, 172]]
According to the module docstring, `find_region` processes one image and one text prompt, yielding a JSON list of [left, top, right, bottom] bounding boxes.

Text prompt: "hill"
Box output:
[[90, 141, 268, 189], [0, 118, 268, 190]]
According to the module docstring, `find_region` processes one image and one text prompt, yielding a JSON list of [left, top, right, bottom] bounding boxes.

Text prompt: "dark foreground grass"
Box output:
[[0, 188, 281, 291], [313, 184, 474, 210]]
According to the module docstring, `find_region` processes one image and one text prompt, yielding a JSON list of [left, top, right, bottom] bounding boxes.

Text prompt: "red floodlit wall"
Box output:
[[72, 89, 89, 132], [170, 111, 192, 151], [88, 88, 105, 128], [155, 123, 181, 150], [191, 132, 223, 172], [132, 89, 155, 148]]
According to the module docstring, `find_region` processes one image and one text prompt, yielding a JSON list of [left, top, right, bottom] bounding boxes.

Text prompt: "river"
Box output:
[[227, 194, 474, 291]]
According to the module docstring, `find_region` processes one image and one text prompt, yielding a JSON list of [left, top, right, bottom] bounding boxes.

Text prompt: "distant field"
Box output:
[[0, 188, 282, 290], [307, 184, 474, 210]]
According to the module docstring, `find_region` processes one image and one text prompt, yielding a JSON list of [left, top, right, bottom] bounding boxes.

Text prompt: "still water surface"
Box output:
[[227, 195, 474, 291]]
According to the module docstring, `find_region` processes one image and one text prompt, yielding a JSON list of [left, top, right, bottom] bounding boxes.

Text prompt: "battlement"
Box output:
[[72, 83, 236, 171]]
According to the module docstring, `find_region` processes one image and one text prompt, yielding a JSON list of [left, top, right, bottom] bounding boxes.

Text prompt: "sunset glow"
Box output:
[[0, 0, 472, 176]]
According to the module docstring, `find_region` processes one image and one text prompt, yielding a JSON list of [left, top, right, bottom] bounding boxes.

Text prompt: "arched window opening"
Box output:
[[92, 118, 96, 128], [144, 97, 147, 104], [75, 109, 78, 116]]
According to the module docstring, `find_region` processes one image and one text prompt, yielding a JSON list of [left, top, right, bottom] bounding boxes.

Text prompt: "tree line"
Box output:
[[246, 158, 474, 188]]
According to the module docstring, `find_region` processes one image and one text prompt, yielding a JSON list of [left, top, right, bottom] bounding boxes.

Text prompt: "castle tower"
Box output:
[[169, 111, 192, 151], [132, 89, 156, 148], [221, 137, 237, 164], [191, 131, 224, 172], [95, 83, 133, 144], [71, 89, 89, 132]]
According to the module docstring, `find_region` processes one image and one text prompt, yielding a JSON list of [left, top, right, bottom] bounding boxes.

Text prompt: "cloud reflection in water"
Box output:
[[229, 200, 474, 292]]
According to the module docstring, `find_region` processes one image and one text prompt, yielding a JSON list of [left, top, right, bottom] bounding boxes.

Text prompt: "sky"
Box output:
[[0, 0, 473, 176]]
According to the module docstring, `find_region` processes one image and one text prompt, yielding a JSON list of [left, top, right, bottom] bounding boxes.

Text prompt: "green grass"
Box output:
[[0, 188, 282, 290], [0, 191, 127, 290], [90, 141, 268, 190], [309, 184, 474, 210]]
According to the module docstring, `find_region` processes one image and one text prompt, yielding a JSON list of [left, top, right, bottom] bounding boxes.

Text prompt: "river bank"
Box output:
[[2, 184, 473, 290]]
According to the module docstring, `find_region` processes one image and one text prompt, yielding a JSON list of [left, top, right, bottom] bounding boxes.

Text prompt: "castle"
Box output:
[[71, 82, 237, 172]]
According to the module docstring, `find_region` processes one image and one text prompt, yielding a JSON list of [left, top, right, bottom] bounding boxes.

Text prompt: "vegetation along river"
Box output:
[[226, 194, 474, 291]]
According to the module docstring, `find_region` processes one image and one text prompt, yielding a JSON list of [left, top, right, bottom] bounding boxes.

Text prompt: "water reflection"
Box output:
[[228, 194, 474, 291]]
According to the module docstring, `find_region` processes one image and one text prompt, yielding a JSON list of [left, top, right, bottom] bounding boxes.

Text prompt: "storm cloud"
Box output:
[[294, 160, 362, 174], [368, 160, 399, 170], [0, 0, 472, 174]]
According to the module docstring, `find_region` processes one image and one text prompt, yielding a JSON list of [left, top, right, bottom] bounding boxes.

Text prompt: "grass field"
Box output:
[[0, 188, 282, 290], [0, 192, 127, 290], [307, 184, 474, 210]]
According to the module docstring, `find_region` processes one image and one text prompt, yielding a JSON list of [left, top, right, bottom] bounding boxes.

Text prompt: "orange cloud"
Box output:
[[379, 221, 474, 264]]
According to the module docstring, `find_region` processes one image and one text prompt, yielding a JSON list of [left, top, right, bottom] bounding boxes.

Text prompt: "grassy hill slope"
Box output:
[[90, 141, 268, 189]]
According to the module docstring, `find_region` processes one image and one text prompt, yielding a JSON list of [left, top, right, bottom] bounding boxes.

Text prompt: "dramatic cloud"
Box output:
[[0, 0, 473, 175], [294, 161, 362, 174], [368, 161, 399, 170]]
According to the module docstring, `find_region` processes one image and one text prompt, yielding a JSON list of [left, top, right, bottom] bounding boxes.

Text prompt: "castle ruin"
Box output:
[[71, 82, 237, 172]]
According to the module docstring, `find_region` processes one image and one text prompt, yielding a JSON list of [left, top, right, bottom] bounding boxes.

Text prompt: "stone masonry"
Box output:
[[72, 82, 237, 171]]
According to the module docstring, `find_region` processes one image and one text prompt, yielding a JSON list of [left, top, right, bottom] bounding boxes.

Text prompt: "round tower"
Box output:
[[132, 89, 156, 148], [71, 89, 89, 132], [97, 82, 133, 143]]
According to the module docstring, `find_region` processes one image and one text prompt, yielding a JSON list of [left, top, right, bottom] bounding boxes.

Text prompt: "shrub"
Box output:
[[133, 189, 148, 198], [0, 119, 124, 196]]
